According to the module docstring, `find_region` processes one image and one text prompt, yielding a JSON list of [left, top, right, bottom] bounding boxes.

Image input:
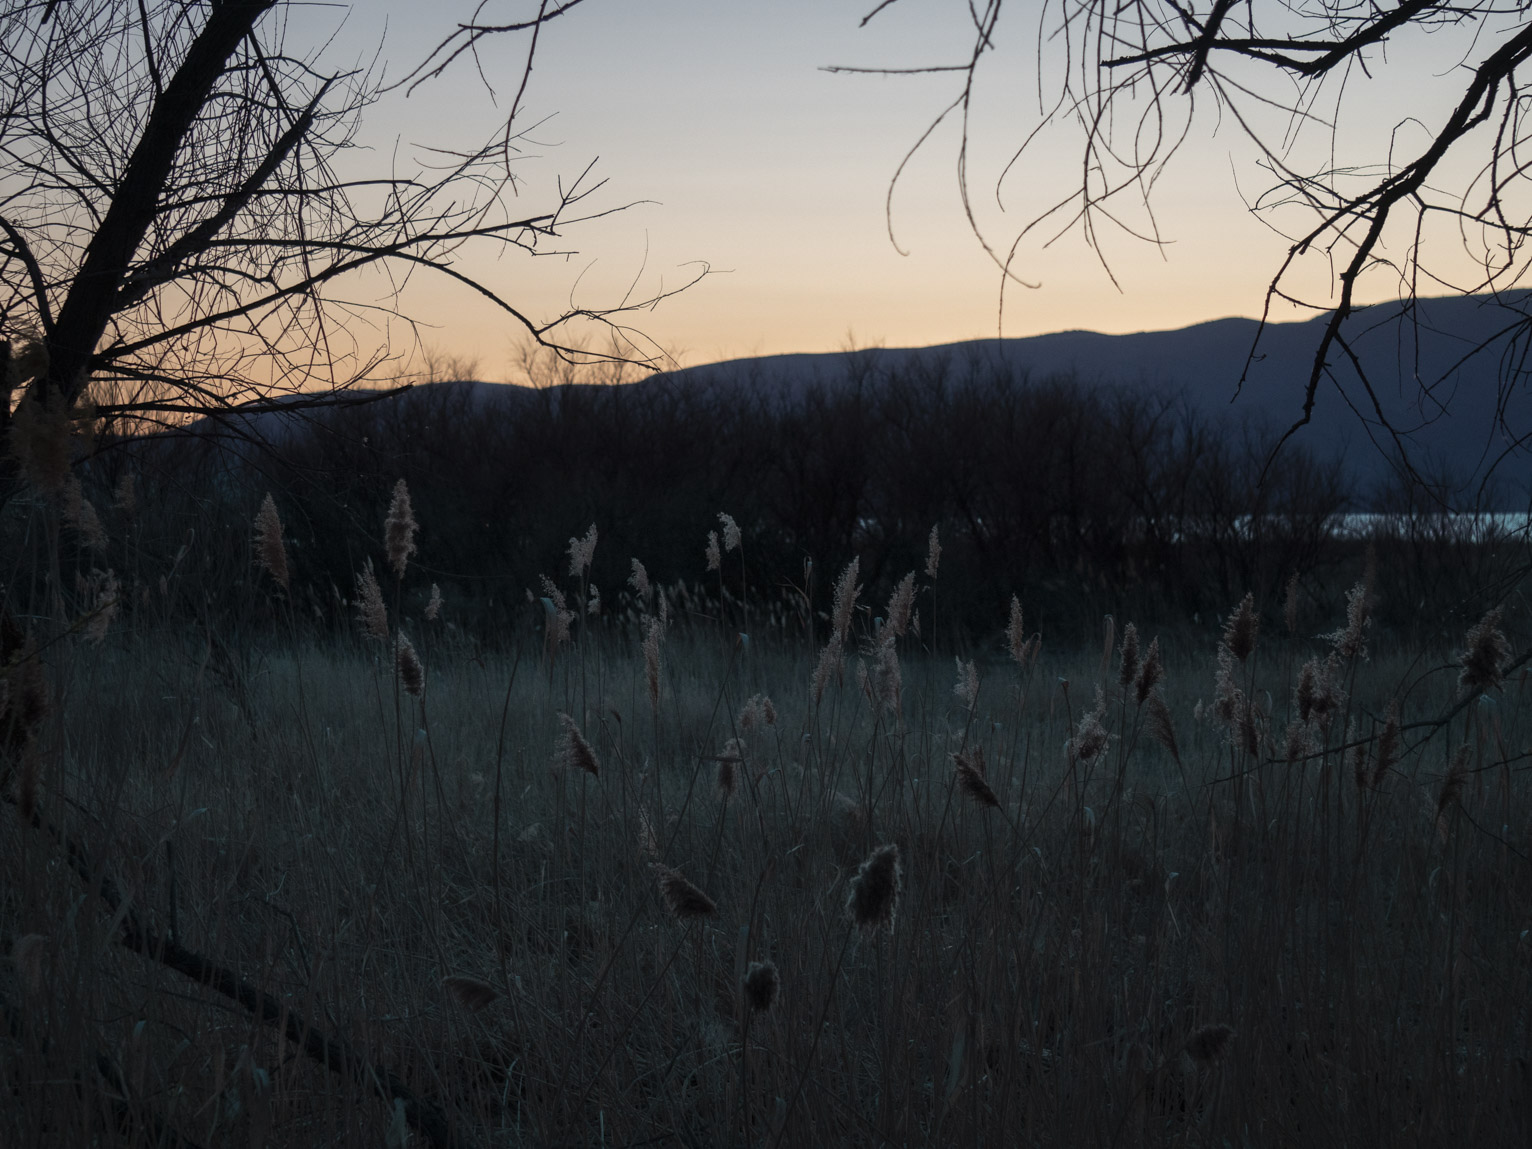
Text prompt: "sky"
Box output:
[[301, 1, 1515, 378]]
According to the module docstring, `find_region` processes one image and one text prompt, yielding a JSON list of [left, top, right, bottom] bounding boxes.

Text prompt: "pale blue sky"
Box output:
[[298, 1, 1511, 376]]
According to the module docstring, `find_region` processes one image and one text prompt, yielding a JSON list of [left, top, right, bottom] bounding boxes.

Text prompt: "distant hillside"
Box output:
[[658, 293, 1532, 503]]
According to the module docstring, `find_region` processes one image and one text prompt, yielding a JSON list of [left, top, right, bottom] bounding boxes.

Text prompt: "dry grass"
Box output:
[[2, 528, 1529, 1148]]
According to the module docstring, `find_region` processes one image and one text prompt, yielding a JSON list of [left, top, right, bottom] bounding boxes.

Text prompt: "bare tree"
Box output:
[[0, 0, 696, 499], [842, 1, 1532, 476]]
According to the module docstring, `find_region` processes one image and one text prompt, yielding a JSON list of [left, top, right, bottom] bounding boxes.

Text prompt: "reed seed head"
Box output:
[[356, 560, 388, 641], [629, 558, 652, 603], [253, 493, 289, 590], [1222, 593, 1258, 662], [953, 657, 979, 711], [1145, 691, 1179, 763], [885, 572, 916, 639], [1006, 596, 1026, 667], [424, 583, 442, 621], [556, 712, 599, 777], [1118, 622, 1140, 689], [1068, 689, 1110, 764], [653, 864, 717, 920], [643, 615, 663, 711], [395, 633, 425, 697], [1458, 607, 1510, 694], [925, 525, 941, 579], [830, 558, 861, 643], [811, 634, 843, 705], [1328, 578, 1371, 662], [952, 749, 1000, 809], [718, 512, 741, 553], [384, 479, 418, 578], [847, 843, 902, 934], [705, 530, 722, 572], [1135, 637, 1164, 704], [568, 523, 598, 577]]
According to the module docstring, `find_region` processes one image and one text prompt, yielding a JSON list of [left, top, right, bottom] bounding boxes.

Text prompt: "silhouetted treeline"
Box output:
[[23, 349, 1524, 645]]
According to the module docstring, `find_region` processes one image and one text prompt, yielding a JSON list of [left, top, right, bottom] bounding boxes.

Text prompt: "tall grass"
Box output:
[[1, 505, 1528, 1148]]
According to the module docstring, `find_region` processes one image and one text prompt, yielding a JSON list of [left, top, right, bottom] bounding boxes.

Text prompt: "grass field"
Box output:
[[3, 499, 1530, 1147]]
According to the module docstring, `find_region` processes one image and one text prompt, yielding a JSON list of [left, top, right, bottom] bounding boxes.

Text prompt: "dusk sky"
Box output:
[[313, 2, 1505, 378]]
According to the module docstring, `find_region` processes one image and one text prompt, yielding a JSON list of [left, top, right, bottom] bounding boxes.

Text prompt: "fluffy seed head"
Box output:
[[1145, 691, 1179, 763], [953, 657, 979, 711], [1327, 579, 1372, 661], [715, 738, 743, 800], [1135, 637, 1164, 704], [642, 615, 664, 711], [925, 525, 941, 579], [356, 560, 388, 640], [718, 512, 741, 553], [811, 634, 843, 705], [653, 864, 717, 920], [253, 494, 289, 590], [830, 558, 861, 643], [568, 523, 598, 577], [395, 633, 425, 697], [629, 558, 652, 603], [1118, 622, 1140, 689], [1068, 689, 1110, 764], [424, 583, 442, 621], [847, 844, 902, 933], [1006, 596, 1026, 667], [556, 712, 600, 777], [1222, 593, 1258, 662], [63, 478, 107, 551], [1458, 607, 1510, 694], [384, 479, 418, 578], [885, 572, 915, 639], [952, 748, 1000, 809], [705, 530, 722, 572], [82, 569, 119, 645], [742, 960, 779, 1012]]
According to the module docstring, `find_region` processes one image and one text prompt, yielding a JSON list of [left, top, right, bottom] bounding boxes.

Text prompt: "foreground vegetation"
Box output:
[[2, 489, 1529, 1148]]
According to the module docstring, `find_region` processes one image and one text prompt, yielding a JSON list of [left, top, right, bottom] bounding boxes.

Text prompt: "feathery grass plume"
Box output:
[[861, 637, 901, 714], [1284, 717, 1311, 764], [715, 738, 744, 800], [1284, 570, 1300, 634], [831, 557, 861, 643], [952, 748, 1000, 809], [925, 525, 941, 579], [395, 633, 425, 697], [568, 523, 598, 577], [1068, 688, 1110, 763], [1373, 701, 1401, 786], [113, 471, 135, 516], [1327, 578, 1372, 661], [1213, 644, 1244, 725], [10, 934, 46, 995], [356, 559, 388, 640], [1295, 658, 1318, 724], [642, 615, 664, 711], [1145, 691, 1180, 762], [885, 572, 916, 638], [587, 584, 601, 616], [1006, 596, 1026, 666], [1185, 1024, 1236, 1064], [539, 576, 573, 648], [1135, 637, 1164, 704], [442, 976, 498, 1013], [1436, 744, 1471, 844], [1457, 607, 1510, 694], [719, 511, 741, 552], [629, 558, 652, 604], [253, 493, 289, 590], [811, 634, 844, 705], [9, 383, 71, 494], [738, 693, 776, 732], [653, 864, 717, 920], [1222, 593, 1259, 662], [556, 712, 600, 777], [705, 530, 722, 572], [62, 477, 107, 551], [953, 657, 979, 711], [742, 960, 780, 1013], [82, 569, 119, 645], [1118, 622, 1140, 689], [424, 583, 442, 621], [1309, 654, 1343, 735], [847, 844, 902, 934], [383, 478, 418, 578]]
